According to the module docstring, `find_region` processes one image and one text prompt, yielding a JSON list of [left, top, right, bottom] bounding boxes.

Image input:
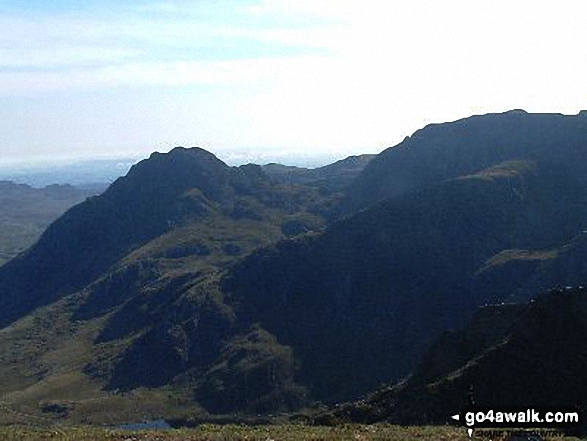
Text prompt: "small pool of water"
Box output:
[[118, 419, 171, 430]]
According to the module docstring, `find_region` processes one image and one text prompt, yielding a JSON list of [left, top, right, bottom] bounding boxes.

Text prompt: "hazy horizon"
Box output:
[[2, 107, 586, 173], [0, 144, 369, 188], [0, 145, 363, 168]]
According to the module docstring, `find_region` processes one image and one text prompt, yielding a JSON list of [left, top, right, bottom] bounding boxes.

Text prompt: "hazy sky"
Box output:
[[1, 0, 587, 165]]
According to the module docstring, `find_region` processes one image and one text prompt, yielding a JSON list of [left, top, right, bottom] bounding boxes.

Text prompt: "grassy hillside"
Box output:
[[0, 148, 336, 425]]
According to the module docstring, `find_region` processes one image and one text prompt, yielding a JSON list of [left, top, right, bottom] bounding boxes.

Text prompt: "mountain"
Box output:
[[0, 181, 93, 266], [222, 160, 587, 402], [2, 112, 587, 425], [111, 111, 587, 408], [220, 111, 587, 403], [340, 110, 587, 214], [262, 154, 374, 193], [0, 147, 336, 423], [0, 147, 329, 328], [319, 287, 587, 426]]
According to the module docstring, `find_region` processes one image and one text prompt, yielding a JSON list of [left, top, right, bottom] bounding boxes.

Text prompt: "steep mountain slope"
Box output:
[[0, 148, 328, 328], [107, 115, 587, 413], [321, 287, 587, 425], [223, 156, 587, 402], [0, 181, 92, 265], [0, 147, 335, 423], [340, 110, 587, 214], [214, 111, 587, 404]]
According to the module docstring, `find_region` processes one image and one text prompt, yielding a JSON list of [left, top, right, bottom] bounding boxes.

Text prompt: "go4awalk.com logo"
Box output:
[[450, 406, 581, 438]]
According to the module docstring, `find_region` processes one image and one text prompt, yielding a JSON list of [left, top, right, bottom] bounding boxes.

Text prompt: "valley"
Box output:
[[0, 182, 94, 266]]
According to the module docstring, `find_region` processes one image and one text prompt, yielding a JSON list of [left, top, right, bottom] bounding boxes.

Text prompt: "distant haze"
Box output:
[[0, 157, 139, 188], [0, 149, 347, 188], [1, 0, 587, 162]]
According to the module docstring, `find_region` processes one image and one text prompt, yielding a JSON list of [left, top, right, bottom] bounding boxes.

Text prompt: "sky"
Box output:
[[1, 0, 587, 166]]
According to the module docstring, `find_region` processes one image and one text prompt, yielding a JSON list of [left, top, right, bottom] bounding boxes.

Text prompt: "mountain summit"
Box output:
[[341, 111, 587, 213], [0, 147, 326, 327]]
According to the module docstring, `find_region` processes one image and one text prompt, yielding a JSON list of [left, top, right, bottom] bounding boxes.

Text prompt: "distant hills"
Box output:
[[0, 157, 138, 189], [262, 154, 374, 193], [0, 181, 92, 266], [1, 111, 587, 425]]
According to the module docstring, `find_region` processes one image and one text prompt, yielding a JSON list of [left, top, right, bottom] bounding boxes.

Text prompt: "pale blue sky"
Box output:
[[2, 0, 587, 165]]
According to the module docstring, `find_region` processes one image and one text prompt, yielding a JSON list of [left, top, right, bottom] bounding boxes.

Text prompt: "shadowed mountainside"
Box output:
[[102, 111, 587, 412], [0, 148, 329, 328], [340, 110, 587, 214], [319, 287, 587, 426], [2, 112, 587, 424], [223, 156, 587, 402], [0, 147, 337, 423]]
